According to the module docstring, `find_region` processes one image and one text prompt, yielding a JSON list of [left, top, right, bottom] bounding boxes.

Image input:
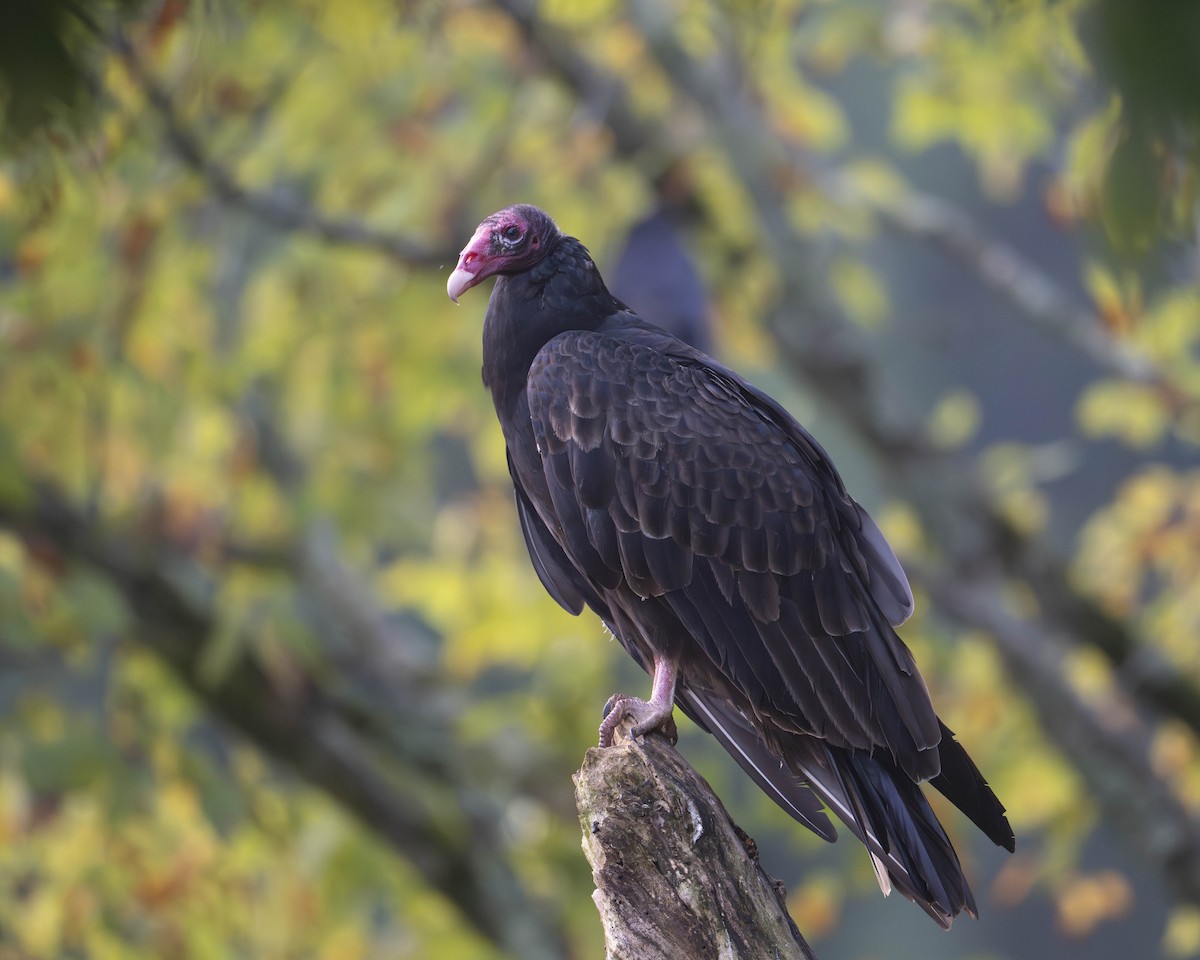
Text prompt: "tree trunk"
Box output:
[[575, 724, 819, 960]]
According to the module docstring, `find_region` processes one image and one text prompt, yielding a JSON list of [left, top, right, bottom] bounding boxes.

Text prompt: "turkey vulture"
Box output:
[[609, 207, 713, 354], [448, 204, 1014, 928]]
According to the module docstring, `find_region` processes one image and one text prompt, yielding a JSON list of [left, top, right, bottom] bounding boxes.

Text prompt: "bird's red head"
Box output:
[[447, 204, 558, 303]]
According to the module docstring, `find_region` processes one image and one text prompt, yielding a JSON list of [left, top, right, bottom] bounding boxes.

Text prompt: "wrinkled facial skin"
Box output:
[[447, 207, 547, 302]]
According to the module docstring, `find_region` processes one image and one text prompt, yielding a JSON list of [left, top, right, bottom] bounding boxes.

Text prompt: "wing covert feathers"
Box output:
[[526, 330, 940, 774]]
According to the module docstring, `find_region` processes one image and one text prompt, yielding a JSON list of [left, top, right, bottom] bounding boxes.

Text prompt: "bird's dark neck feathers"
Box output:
[[482, 235, 615, 416]]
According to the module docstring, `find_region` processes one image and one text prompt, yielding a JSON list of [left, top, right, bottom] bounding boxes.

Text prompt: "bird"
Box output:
[[447, 203, 1014, 928], [609, 206, 714, 355]]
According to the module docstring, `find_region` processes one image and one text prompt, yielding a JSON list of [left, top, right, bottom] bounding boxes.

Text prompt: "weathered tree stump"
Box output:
[[574, 723, 819, 960]]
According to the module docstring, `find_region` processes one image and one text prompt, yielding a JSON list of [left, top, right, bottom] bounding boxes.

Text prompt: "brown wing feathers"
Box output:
[[527, 331, 941, 777]]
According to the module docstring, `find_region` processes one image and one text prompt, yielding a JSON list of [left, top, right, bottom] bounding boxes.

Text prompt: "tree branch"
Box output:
[[0, 484, 570, 960], [919, 565, 1200, 906], [494, 0, 663, 166], [85, 15, 456, 266], [636, 0, 1178, 396], [982, 510, 1200, 736], [814, 168, 1163, 385], [576, 724, 819, 960]]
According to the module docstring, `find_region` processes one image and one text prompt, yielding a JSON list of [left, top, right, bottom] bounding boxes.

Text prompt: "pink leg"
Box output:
[[598, 656, 679, 746]]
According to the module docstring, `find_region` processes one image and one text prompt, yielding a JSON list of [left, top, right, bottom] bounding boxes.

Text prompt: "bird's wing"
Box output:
[[509, 450, 588, 615], [526, 328, 940, 780], [675, 685, 837, 841]]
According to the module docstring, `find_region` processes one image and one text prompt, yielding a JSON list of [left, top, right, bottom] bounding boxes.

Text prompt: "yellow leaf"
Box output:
[[1077, 381, 1170, 447], [1166, 906, 1200, 956], [928, 389, 981, 449], [769, 84, 848, 150], [20, 890, 64, 957], [320, 924, 368, 960], [1056, 870, 1133, 937], [1083, 259, 1141, 336], [843, 158, 909, 206], [829, 258, 888, 327], [876, 501, 924, 557], [788, 872, 842, 940]]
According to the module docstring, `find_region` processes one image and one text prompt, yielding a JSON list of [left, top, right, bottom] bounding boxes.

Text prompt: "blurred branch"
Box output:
[[234, 386, 445, 691], [984, 513, 1200, 737], [76, 12, 455, 266], [494, 0, 663, 165], [920, 565, 1200, 906], [0, 484, 570, 960], [630, 0, 1172, 389], [576, 723, 819, 960], [815, 170, 1162, 385], [501, 0, 1179, 397]]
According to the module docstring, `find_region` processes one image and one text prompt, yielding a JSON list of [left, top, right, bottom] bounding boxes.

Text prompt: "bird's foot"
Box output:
[[598, 693, 678, 747]]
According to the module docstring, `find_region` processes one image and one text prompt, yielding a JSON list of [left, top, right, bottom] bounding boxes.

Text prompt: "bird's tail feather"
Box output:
[[929, 720, 1015, 852], [680, 687, 1006, 928], [678, 686, 1012, 927], [828, 748, 976, 928], [678, 688, 837, 842]]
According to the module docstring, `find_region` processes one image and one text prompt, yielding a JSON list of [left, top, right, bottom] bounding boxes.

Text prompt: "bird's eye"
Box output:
[[502, 225, 521, 241]]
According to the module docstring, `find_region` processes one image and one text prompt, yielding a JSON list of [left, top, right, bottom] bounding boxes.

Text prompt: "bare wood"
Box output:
[[575, 724, 819, 960]]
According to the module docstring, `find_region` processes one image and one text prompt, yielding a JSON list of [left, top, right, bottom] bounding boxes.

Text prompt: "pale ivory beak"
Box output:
[[446, 265, 476, 304], [446, 222, 492, 303]]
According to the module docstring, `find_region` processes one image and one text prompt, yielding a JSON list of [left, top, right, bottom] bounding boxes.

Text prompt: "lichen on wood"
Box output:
[[574, 723, 819, 960]]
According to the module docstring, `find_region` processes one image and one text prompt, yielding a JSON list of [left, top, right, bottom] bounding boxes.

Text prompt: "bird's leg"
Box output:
[[598, 656, 679, 747]]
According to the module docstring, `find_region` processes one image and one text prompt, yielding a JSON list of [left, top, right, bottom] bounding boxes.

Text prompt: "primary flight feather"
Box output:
[[449, 203, 1014, 928]]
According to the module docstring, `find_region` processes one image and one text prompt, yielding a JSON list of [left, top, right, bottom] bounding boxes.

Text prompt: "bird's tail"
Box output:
[[680, 688, 1012, 929], [794, 724, 1013, 929], [927, 720, 1016, 852], [825, 747, 977, 928]]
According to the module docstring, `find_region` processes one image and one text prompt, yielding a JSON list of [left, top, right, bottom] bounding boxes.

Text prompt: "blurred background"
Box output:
[[1, 0, 1199, 957]]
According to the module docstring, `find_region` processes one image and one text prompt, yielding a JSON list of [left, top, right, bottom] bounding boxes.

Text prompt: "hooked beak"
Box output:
[[446, 222, 492, 304], [446, 263, 476, 304]]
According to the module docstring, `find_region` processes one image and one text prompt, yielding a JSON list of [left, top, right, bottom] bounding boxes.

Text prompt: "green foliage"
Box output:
[[890, 0, 1086, 197], [0, 0, 1198, 957], [1088, 0, 1200, 250], [0, 597, 499, 958], [0, 0, 147, 142], [1077, 469, 1200, 656]]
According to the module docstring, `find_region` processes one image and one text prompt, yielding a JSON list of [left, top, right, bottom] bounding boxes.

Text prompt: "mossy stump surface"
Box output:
[[574, 723, 819, 960]]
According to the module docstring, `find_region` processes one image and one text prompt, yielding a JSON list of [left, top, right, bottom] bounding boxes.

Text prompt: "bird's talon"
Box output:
[[598, 695, 634, 746], [601, 694, 629, 721], [598, 693, 677, 747]]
